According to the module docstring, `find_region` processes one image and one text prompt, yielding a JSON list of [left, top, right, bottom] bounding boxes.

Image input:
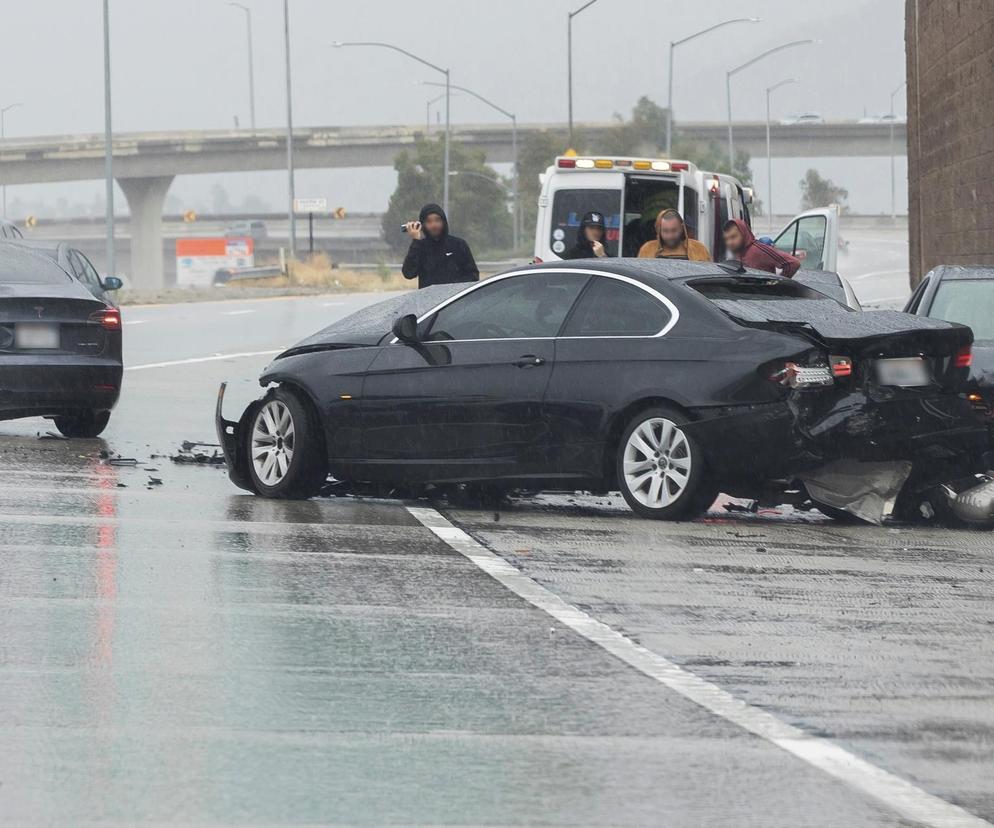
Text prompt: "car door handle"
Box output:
[[514, 355, 546, 368]]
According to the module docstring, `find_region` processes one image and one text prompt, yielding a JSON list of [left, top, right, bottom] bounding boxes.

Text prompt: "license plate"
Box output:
[[15, 322, 60, 350], [876, 357, 931, 387]]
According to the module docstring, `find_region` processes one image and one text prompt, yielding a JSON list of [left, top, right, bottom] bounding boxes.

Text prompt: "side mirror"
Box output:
[[101, 276, 123, 291], [391, 313, 420, 344]]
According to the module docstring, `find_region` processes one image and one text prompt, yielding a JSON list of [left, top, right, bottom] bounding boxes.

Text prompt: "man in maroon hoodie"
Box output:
[[722, 218, 801, 277]]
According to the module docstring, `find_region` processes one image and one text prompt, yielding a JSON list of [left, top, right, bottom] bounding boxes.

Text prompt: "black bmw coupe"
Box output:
[[218, 260, 985, 521]]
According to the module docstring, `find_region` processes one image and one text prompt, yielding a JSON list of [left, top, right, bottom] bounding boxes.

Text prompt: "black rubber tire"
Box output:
[[54, 409, 111, 438], [615, 406, 715, 521], [246, 387, 328, 500]]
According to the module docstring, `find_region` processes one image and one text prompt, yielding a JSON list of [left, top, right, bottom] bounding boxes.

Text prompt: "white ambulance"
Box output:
[[534, 154, 842, 281]]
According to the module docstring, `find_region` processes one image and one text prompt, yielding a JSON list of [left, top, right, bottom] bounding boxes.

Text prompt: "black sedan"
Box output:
[[10, 240, 123, 304], [0, 243, 122, 437], [218, 260, 985, 521], [905, 264, 994, 428]]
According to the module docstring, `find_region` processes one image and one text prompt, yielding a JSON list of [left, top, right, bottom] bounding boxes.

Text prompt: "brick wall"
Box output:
[[906, 0, 994, 286]]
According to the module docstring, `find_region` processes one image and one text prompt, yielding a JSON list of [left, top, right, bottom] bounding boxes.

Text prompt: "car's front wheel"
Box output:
[[616, 407, 715, 520], [246, 388, 327, 499], [54, 409, 111, 438]]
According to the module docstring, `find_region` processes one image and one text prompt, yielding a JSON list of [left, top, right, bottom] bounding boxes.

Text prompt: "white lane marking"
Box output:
[[222, 309, 256, 316], [322, 301, 345, 307], [852, 268, 908, 282], [124, 320, 147, 326], [863, 295, 910, 307], [406, 505, 993, 828], [125, 349, 283, 372]]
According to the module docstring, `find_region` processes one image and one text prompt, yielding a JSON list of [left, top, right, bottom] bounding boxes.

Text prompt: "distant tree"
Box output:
[[383, 137, 512, 256], [516, 129, 568, 245], [799, 169, 849, 212]]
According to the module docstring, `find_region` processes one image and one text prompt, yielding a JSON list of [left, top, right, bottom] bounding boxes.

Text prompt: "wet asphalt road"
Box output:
[[1, 268, 993, 826]]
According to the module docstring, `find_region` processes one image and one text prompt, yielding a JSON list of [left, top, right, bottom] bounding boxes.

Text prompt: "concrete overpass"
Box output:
[[0, 120, 905, 288]]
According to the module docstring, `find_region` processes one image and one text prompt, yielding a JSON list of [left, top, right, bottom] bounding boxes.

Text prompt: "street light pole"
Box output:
[[229, 3, 256, 129], [765, 78, 797, 232], [283, 0, 296, 260], [421, 81, 519, 250], [890, 81, 906, 220], [666, 18, 760, 156], [426, 92, 446, 134], [333, 41, 452, 217], [727, 39, 815, 169], [102, 0, 115, 278], [567, 0, 599, 149], [0, 103, 23, 217]]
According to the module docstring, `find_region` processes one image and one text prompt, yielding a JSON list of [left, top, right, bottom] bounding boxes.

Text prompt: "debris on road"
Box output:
[[170, 441, 226, 466]]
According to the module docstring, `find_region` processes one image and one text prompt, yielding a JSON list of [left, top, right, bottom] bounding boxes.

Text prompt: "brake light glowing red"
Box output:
[[557, 158, 577, 169], [954, 346, 972, 368], [90, 308, 121, 331]]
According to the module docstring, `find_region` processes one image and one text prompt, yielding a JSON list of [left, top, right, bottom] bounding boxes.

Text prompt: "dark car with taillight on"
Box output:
[[217, 259, 986, 523], [905, 264, 994, 433], [0, 242, 122, 437]]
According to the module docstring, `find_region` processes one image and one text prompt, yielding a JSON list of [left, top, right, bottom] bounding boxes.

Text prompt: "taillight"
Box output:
[[90, 308, 121, 331], [954, 345, 972, 368], [770, 362, 834, 388], [533, 257, 544, 264], [830, 355, 853, 377]]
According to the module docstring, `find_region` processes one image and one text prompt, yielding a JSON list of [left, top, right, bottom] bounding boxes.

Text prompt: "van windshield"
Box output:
[[549, 189, 621, 259]]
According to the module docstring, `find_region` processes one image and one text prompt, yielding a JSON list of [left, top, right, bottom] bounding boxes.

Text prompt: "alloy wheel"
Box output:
[[251, 400, 295, 486], [623, 417, 692, 508]]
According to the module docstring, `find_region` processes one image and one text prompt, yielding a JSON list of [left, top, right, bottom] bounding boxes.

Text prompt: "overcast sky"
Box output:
[[3, 0, 907, 215]]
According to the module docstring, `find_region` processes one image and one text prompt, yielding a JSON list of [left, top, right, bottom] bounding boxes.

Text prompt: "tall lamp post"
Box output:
[[283, 0, 296, 260], [422, 80, 520, 250], [890, 80, 906, 220], [229, 3, 256, 129], [666, 17, 760, 155], [425, 92, 446, 135], [333, 41, 451, 217], [0, 103, 22, 217], [567, 0, 599, 149], [765, 78, 797, 231], [727, 39, 814, 168], [102, 0, 115, 278]]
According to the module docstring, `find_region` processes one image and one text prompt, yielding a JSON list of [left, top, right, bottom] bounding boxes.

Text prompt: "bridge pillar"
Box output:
[[118, 175, 173, 289]]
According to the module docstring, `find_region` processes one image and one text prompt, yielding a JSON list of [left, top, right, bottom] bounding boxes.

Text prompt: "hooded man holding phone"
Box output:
[[402, 203, 479, 289]]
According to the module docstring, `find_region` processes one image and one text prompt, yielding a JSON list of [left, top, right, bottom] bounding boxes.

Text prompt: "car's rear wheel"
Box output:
[[247, 388, 327, 499], [54, 409, 111, 438], [616, 407, 715, 520]]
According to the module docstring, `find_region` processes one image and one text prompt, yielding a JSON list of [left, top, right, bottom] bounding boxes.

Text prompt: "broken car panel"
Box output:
[[217, 260, 987, 523]]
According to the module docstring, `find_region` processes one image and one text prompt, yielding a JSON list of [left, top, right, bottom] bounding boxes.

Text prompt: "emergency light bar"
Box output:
[[556, 157, 691, 173]]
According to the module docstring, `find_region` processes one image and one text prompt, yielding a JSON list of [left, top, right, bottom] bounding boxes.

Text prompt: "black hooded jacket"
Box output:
[[564, 211, 610, 260], [402, 204, 480, 289]]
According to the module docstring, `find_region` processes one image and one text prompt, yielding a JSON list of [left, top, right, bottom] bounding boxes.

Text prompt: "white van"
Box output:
[[534, 154, 841, 279]]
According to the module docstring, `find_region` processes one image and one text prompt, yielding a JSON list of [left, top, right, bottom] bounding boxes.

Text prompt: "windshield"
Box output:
[[929, 279, 994, 340], [549, 188, 621, 258]]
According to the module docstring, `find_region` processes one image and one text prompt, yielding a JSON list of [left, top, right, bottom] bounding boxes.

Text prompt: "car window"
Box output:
[[621, 176, 680, 257], [927, 280, 994, 340], [67, 249, 96, 285], [549, 189, 621, 259], [563, 277, 671, 337], [905, 274, 931, 313], [774, 215, 827, 270], [426, 273, 589, 341], [76, 251, 103, 287]]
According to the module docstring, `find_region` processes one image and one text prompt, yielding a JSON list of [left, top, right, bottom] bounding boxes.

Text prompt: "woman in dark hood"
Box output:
[[564, 211, 609, 259], [402, 203, 480, 289]]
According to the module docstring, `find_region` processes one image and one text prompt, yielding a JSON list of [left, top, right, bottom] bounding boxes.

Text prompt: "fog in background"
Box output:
[[2, 0, 907, 218]]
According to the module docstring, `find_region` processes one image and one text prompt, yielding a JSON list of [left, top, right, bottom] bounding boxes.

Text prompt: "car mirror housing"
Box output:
[[392, 313, 420, 344], [101, 276, 124, 291]]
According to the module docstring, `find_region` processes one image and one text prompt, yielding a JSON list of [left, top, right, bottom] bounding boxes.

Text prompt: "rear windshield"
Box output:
[[549, 188, 621, 259], [0, 248, 72, 284], [929, 279, 994, 340], [689, 277, 838, 302]]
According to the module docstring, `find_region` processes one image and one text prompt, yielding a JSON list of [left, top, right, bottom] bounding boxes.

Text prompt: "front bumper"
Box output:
[[215, 382, 259, 492], [0, 357, 122, 418]]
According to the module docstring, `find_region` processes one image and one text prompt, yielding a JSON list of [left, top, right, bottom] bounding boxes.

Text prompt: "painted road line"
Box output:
[[124, 320, 147, 326], [221, 309, 257, 316], [125, 349, 284, 372], [406, 505, 993, 828], [852, 268, 909, 282]]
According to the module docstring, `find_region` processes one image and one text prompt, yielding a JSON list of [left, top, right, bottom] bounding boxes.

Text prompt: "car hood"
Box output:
[[279, 284, 468, 356]]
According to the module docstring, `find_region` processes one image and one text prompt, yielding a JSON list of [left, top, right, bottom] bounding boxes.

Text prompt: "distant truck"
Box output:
[[533, 154, 841, 278]]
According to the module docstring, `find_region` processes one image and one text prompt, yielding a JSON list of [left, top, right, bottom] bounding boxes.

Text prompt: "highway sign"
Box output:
[[293, 197, 328, 214]]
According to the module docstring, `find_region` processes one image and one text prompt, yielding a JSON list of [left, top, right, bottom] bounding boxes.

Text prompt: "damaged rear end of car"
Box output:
[[685, 275, 988, 523]]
